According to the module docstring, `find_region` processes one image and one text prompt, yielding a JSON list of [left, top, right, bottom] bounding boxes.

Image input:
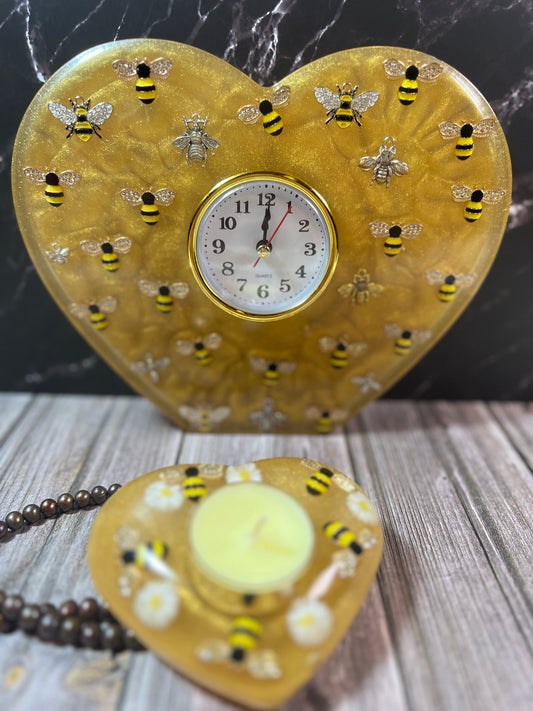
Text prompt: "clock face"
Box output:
[[189, 173, 338, 320]]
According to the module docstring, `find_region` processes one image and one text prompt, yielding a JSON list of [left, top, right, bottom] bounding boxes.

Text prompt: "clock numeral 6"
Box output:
[[221, 261, 234, 276], [212, 239, 225, 254], [257, 284, 269, 298]]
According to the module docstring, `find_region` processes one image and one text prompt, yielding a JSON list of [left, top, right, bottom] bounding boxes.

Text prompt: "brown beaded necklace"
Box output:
[[0, 483, 143, 653]]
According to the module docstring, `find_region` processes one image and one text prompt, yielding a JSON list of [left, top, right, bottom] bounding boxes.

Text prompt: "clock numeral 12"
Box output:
[[257, 192, 276, 207]]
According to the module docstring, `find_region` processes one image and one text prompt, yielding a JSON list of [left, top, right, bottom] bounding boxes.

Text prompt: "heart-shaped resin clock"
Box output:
[[12, 39, 511, 432]]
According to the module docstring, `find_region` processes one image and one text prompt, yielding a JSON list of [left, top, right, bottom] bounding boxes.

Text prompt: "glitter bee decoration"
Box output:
[[425, 271, 477, 302], [313, 82, 379, 127], [120, 188, 176, 226], [177, 404, 231, 432], [384, 324, 432, 355], [23, 168, 81, 207], [238, 85, 291, 136], [80, 237, 132, 272], [175, 333, 222, 366], [318, 337, 367, 369], [112, 57, 172, 104], [173, 114, 220, 166], [48, 96, 113, 140], [383, 58, 443, 105], [130, 353, 171, 384], [439, 120, 496, 160], [451, 185, 506, 222], [69, 296, 118, 331], [138, 280, 189, 313], [359, 137, 409, 186], [249, 358, 297, 386], [369, 221, 423, 257], [45, 243, 70, 265]]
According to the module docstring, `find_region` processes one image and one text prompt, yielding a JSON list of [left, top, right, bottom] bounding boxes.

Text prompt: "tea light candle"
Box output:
[[189, 483, 315, 594]]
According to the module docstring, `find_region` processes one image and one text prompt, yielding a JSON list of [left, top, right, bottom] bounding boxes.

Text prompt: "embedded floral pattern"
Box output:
[[225, 462, 262, 484], [133, 580, 180, 629], [346, 491, 379, 525], [286, 599, 333, 648], [144, 481, 183, 511]]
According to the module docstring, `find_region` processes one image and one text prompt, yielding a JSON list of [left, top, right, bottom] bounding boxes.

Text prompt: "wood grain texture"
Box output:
[[0, 395, 531, 711]]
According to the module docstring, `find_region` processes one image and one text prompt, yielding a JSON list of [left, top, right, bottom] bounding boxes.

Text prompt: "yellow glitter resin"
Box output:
[[12, 40, 511, 432], [87, 458, 383, 708]]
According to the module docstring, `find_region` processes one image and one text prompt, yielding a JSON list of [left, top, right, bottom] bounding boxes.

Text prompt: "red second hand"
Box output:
[[253, 202, 292, 268]]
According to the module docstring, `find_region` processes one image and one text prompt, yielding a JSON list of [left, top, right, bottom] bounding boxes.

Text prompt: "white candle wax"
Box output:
[[189, 483, 315, 594]]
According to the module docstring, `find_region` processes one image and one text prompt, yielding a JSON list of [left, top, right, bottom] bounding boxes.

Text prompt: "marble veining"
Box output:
[[1, 0, 532, 399]]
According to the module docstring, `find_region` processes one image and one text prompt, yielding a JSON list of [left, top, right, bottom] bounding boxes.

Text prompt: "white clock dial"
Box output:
[[189, 173, 338, 320]]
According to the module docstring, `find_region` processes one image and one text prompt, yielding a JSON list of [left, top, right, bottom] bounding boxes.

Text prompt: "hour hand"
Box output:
[[261, 206, 271, 239], [257, 206, 272, 257]]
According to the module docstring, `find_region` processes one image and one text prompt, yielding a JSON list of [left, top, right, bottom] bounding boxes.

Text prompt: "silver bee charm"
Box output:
[[173, 114, 220, 167], [314, 83, 379, 127], [45, 243, 70, 264], [130, 353, 171, 384], [359, 137, 409, 187]]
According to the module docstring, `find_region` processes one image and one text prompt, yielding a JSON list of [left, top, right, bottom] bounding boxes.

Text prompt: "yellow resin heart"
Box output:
[[87, 458, 383, 708], [12, 40, 511, 432]]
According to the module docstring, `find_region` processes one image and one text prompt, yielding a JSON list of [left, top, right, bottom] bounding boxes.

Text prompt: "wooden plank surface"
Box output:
[[0, 395, 531, 711]]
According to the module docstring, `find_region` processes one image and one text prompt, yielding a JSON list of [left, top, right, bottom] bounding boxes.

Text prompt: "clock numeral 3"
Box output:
[[304, 242, 316, 255]]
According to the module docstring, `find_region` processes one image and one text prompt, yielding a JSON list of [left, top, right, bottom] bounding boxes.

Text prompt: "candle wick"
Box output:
[[251, 515, 268, 541]]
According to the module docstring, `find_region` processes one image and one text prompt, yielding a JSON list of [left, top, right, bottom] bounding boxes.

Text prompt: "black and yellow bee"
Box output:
[[369, 221, 423, 257], [80, 237, 132, 272], [181, 466, 208, 502], [175, 333, 222, 365], [318, 337, 367, 369], [314, 83, 379, 127], [383, 59, 442, 105], [249, 357, 296, 386], [69, 296, 117, 331], [301, 459, 345, 494], [138, 280, 189, 312], [122, 539, 168, 568], [196, 619, 280, 678], [323, 521, 363, 555], [439, 120, 496, 160], [384, 324, 432, 355], [426, 271, 476, 302], [48, 97, 113, 140], [305, 407, 349, 435], [120, 188, 176, 225], [451, 185, 506, 223], [237, 85, 291, 136], [112, 57, 172, 104], [23, 168, 81, 207]]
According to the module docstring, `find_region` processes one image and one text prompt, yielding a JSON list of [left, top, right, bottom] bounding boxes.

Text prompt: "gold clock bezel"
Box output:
[[187, 171, 339, 322]]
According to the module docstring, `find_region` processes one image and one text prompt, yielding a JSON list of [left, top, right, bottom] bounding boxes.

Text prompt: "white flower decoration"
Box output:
[[225, 462, 262, 484], [133, 580, 180, 629], [286, 599, 333, 648], [346, 491, 379, 525], [144, 481, 184, 511]]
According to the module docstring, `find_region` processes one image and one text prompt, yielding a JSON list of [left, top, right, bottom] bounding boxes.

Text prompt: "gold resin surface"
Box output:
[[87, 458, 383, 709], [12, 40, 512, 432]]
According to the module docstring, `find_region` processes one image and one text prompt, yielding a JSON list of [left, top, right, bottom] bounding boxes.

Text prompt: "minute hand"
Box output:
[[253, 202, 292, 268]]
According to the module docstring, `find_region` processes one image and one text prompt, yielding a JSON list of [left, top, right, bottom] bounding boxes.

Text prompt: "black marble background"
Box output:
[[1, 0, 532, 399]]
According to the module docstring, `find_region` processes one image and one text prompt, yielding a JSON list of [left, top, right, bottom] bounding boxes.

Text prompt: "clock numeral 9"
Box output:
[[219, 217, 237, 230], [257, 284, 269, 298], [304, 242, 316, 256], [257, 192, 276, 207], [212, 239, 225, 254], [221, 261, 234, 276]]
